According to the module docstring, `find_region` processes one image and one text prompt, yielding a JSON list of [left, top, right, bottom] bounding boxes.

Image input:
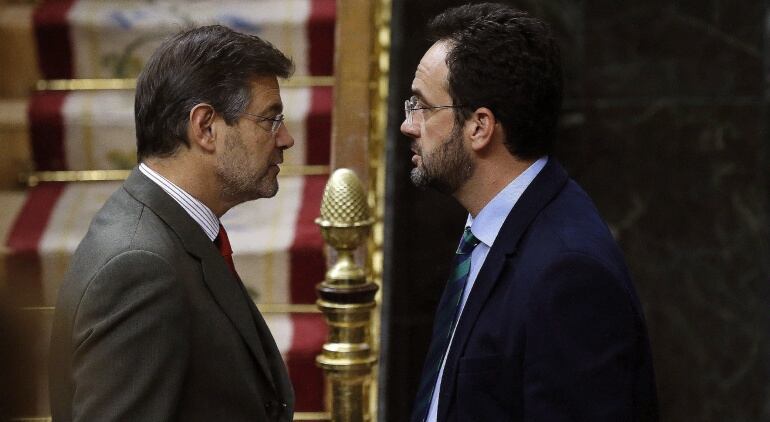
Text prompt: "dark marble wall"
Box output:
[[566, 2, 770, 420], [382, 1, 770, 421]]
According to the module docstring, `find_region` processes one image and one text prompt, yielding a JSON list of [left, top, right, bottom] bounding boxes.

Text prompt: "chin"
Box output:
[[261, 189, 279, 199], [238, 175, 279, 201], [410, 167, 430, 189], [257, 179, 280, 199]]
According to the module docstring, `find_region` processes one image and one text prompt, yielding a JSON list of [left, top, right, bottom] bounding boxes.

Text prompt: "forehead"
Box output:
[[412, 41, 451, 103], [247, 76, 282, 112]]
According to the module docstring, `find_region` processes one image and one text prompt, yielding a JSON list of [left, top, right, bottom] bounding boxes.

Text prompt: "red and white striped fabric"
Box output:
[[34, 0, 335, 79], [28, 86, 332, 170], [5, 177, 325, 305], [7, 0, 336, 413], [4, 175, 328, 411]]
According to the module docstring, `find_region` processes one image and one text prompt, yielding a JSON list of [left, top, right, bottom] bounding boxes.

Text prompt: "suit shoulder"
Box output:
[[534, 181, 618, 251], [512, 179, 630, 281], [59, 187, 184, 306], [81, 186, 182, 258]]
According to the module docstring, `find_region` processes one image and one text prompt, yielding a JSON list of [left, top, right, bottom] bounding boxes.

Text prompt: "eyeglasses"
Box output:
[[240, 112, 285, 135], [404, 95, 464, 124]]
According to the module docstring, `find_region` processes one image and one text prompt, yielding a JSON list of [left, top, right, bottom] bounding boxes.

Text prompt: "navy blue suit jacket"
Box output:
[[419, 158, 658, 422]]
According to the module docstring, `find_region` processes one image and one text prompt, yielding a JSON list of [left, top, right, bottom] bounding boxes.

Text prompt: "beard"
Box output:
[[216, 129, 279, 204], [410, 124, 473, 194]]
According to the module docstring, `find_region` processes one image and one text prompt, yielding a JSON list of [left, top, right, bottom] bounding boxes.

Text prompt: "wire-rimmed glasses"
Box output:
[[240, 112, 285, 135], [404, 95, 463, 124]]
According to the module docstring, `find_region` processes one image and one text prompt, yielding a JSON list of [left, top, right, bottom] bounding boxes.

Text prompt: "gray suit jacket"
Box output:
[[49, 168, 294, 421]]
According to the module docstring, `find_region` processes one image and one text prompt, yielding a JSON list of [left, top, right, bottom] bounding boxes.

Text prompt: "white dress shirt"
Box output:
[[139, 163, 220, 241], [425, 156, 548, 421]]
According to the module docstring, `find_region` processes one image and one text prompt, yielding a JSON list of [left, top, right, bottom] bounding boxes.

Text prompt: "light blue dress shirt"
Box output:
[[425, 156, 548, 422]]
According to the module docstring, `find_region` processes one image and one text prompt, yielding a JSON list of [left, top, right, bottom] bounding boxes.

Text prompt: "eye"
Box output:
[[409, 96, 426, 109]]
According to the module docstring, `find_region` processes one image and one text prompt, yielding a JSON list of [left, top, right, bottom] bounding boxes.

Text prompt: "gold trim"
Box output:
[[293, 412, 331, 421], [36, 76, 335, 91], [22, 304, 320, 314], [20, 166, 330, 187], [368, 0, 391, 419], [258, 303, 321, 314], [21, 169, 131, 186], [11, 413, 330, 422], [10, 419, 51, 422], [36, 79, 136, 91], [281, 75, 334, 88]]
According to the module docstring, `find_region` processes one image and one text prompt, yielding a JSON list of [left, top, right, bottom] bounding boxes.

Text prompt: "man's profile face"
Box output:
[[400, 41, 473, 194], [216, 76, 294, 202]]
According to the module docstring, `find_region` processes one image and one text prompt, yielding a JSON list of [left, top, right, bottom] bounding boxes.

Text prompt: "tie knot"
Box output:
[[215, 224, 232, 256], [456, 227, 480, 255]]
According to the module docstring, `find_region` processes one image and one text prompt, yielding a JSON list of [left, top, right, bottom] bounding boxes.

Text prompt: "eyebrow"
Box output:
[[411, 89, 440, 108], [258, 101, 283, 116]]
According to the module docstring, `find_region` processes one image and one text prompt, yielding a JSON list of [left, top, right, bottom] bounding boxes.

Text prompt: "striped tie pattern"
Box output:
[[411, 227, 481, 422]]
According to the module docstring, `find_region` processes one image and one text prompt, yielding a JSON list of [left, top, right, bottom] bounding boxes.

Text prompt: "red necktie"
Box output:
[[214, 224, 240, 280]]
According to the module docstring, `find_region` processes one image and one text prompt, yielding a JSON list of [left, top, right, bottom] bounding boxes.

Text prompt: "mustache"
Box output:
[[273, 150, 284, 165]]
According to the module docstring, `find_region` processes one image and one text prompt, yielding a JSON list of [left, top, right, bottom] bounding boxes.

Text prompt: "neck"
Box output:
[[143, 154, 230, 217], [454, 155, 536, 217]]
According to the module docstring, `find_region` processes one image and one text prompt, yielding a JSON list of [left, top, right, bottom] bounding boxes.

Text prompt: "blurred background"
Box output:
[[381, 1, 770, 421], [0, 0, 767, 421]]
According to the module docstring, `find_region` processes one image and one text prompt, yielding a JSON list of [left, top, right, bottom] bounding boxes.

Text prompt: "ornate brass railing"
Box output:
[[315, 169, 378, 422]]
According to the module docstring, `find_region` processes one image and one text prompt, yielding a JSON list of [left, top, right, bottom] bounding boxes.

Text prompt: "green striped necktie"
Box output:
[[411, 227, 481, 422]]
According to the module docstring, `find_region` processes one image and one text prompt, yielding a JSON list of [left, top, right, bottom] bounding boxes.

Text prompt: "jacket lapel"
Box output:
[[122, 168, 277, 393], [200, 252, 277, 391], [437, 158, 569, 420], [246, 296, 294, 404]]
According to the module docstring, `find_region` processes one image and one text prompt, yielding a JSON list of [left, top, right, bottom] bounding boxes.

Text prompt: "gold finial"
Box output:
[[316, 169, 373, 280], [315, 169, 378, 422], [318, 168, 373, 227]]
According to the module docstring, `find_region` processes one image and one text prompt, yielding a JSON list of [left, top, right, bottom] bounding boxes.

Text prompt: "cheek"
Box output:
[[254, 133, 276, 153], [420, 136, 441, 157]]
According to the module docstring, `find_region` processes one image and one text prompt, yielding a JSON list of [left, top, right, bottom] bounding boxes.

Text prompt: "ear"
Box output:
[[188, 103, 217, 153], [467, 107, 497, 152]]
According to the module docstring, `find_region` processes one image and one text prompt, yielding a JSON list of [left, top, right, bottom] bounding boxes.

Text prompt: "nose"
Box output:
[[400, 118, 419, 139], [276, 124, 294, 150]]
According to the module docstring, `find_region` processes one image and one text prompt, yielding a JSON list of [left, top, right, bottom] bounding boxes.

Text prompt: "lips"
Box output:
[[410, 145, 422, 166], [272, 153, 284, 168], [269, 158, 282, 173]]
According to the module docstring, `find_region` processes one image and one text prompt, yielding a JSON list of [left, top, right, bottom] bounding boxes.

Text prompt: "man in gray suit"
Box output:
[[49, 25, 296, 421]]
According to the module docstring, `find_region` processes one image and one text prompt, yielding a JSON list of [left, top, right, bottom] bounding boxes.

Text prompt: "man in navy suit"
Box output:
[[401, 4, 659, 421]]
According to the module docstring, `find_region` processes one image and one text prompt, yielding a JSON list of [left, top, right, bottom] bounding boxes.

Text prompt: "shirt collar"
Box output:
[[139, 162, 220, 241], [466, 156, 548, 247]]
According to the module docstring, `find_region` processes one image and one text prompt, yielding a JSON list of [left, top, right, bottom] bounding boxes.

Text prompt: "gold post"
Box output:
[[315, 169, 378, 422]]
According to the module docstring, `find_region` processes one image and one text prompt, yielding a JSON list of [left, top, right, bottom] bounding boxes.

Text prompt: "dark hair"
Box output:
[[428, 3, 563, 159], [135, 25, 294, 160]]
